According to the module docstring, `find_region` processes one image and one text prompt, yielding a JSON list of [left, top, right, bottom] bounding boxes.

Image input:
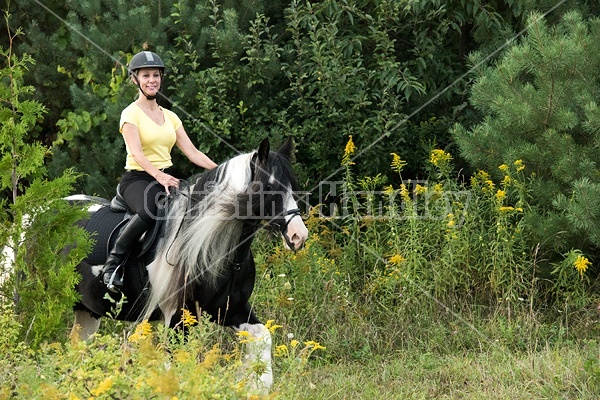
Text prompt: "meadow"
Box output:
[[2, 138, 599, 399]]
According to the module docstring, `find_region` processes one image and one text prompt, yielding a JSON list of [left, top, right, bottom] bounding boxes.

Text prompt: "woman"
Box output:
[[102, 50, 218, 291]]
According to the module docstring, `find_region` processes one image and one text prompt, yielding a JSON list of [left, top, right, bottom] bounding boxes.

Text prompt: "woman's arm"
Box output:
[[122, 122, 180, 192], [175, 125, 218, 170]]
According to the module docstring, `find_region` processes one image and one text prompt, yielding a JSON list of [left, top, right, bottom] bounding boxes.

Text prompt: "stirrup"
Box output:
[[103, 267, 123, 293]]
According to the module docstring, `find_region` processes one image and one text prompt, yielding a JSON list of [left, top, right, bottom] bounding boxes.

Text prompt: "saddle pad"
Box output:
[[83, 205, 128, 265]]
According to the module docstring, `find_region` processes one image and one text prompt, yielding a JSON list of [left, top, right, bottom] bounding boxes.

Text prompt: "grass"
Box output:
[[3, 146, 600, 399], [276, 341, 600, 399]]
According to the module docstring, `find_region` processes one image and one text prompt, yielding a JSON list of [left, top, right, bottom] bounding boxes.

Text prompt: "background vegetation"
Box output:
[[2, 0, 600, 398]]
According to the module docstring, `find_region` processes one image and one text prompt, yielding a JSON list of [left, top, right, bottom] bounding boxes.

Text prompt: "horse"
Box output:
[[68, 137, 308, 392]]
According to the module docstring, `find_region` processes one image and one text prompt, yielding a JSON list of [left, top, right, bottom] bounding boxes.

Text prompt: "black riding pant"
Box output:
[[119, 170, 167, 225]]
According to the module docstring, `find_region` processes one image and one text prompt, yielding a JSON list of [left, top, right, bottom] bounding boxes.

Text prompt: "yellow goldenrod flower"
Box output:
[[433, 183, 443, 194], [574, 255, 591, 277], [383, 185, 395, 195], [390, 153, 407, 173], [389, 254, 405, 266], [181, 308, 198, 327], [502, 175, 512, 187], [496, 190, 506, 201], [290, 339, 300, 348], [430, 149, 453, 168], [237, 330, 251, 339], [91, 377, 113, 397], [201, 344, 222, 369], [342, 135, 356, 166], [265, 319, 283, 334], [129, 320, 152, 343], [399, 183, 410, 202], [274, 344, 288, 357], [414, 184, 427, 195], [447, 213, 455, 228], [498, 206, 515, 212], [498, 164, 509, 172], [304, 340, 326, 351], [514, 159, 525, 171]]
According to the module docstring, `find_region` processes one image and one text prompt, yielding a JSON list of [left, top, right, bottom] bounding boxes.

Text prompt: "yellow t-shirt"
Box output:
[[119, 103, 182, 171]]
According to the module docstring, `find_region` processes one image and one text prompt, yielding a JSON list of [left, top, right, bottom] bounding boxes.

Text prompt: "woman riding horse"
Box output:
[[102, 51, 217, 291]]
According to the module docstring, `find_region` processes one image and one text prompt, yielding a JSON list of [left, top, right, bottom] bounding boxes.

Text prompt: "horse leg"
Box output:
[[235, 322, 273, 394], [72, 309, 101, 341]]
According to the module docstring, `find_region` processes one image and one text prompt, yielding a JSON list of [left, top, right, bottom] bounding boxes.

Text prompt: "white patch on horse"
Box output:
[[91, 264, 103, 277], [72, 309, 101, 341], [219, 153, 254, 192], [282, 187, 308, 250], [64, 194, 91, 201], [236, 323, 273, 395]]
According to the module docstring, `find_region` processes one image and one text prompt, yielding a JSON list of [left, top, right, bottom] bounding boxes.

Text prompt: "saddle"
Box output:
[[83, 185, 165, 266]]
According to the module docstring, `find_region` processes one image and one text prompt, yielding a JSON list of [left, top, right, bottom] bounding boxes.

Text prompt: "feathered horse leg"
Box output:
[[235, 322, 273, 395]]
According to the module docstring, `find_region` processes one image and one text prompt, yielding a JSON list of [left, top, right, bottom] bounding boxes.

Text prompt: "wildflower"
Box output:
[[129, 320, 152, 343], [414, 184, 427, 195], [383, 185, 395, 195], [274, 344, 288, 357], [514, 159, 525, 171], [389, 254, 405, 266], [265, 320, 283, 334], [447, 213, 455, 228], [430, 149, 452, 168], [498, 206, 515, 212], [498, 164, 509, 172], [496, 190, 506, 201], [181, 308, 198, 327], [502, 175, 512, 187], [399, 183, 410, 202], [201, 344, 222, 369], [91, 377, 113, 397], [304, 340, 326, 351], [433, 183, 443, 194], [236, 330, 253, 344], [342, 135, 356, 166], [290, 339, 300, 348], [390, 153, 407, 173], [574, 255, 591, 277]]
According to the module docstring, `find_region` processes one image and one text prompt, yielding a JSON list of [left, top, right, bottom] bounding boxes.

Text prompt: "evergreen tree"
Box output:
[[0, 12, 91, 346], [452, 11, 600, 260]]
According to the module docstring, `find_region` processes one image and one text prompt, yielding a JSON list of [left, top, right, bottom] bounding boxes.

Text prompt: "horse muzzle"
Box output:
[[282, 215, 308, 251]]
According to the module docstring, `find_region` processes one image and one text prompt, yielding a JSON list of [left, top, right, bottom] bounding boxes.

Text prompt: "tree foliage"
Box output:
[[0, 11, 91, 347], [453, 11, 600, 259]]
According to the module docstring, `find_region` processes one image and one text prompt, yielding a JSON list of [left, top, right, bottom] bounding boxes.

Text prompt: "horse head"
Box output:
[[251, 137, 308, 251]]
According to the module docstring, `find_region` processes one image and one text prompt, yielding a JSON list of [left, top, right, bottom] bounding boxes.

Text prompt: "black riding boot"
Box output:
[[102, 214, 149, 292]]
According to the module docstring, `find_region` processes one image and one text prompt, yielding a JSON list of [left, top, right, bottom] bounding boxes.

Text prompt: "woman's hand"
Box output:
[[156, 172, 180, 194]]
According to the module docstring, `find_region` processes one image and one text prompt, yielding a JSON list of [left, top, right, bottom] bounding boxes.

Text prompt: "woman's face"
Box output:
[[134, 68, 162, 96]]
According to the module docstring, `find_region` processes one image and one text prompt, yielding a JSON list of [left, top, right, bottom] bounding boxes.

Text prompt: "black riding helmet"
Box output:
[[128, 51, 165, 100]]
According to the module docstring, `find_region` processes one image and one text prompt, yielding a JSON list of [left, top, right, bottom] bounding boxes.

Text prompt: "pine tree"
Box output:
[[452, 11, 600, 259]]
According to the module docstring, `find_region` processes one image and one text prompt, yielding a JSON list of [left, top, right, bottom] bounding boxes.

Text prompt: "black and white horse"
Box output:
[[68, 138, 308, 392]]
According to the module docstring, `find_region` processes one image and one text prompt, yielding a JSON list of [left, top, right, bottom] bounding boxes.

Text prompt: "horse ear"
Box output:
[[278, 137, 295, 161], [257, 138, 270, 164]]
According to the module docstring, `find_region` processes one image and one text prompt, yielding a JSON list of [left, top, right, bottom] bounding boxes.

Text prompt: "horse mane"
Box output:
[[142, 140, 298, 323], [142, 152, 255, 322]]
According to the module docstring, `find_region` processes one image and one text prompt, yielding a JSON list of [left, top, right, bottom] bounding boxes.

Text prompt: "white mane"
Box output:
[[143, 152, 255, 322]]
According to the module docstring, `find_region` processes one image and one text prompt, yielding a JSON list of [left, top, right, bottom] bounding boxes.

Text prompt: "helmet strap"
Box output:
[[132, 72, 162, 101]]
